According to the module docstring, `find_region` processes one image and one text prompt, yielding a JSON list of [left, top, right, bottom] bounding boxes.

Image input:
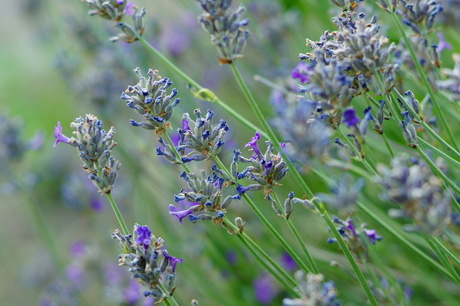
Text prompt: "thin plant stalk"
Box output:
[[106, 193, 130, 236], [386, 6, 459, 151], [271, 191, 319, 274], [425, 235, 460, 285], [210, 153, 314, 274], [229, 62, 378, 305]]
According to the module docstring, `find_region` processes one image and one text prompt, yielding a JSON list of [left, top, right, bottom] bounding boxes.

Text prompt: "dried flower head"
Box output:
[[176, 109, 229, 163], [112, 224, 183, 302], [196, 0, 250, 63], [54, 114, 120, 194], [283, 271, 340, 306], [169, 170, 238, 225], [237, 132, 289, 196], [328, 217, 382, 262], [121, 68, 180, 135], [377, 154, 452, 234]]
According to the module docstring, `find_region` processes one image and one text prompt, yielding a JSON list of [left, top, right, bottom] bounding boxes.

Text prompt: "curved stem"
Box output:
[[229, 63, 377, 305], [272, 191, 319, 274], [106, 193, 130, 235], [388, 9, 459, 151]]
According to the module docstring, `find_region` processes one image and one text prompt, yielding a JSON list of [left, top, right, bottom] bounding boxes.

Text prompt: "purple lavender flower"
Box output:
[[342, 108, 360, 127], [254, 273, 279, 305], [124, 2, 136, 15], [69, 241, 86, 259], [53, 121, 73, 147], [162, 250, 184, 272], [135, 225, 152, 249], [436, 32, 453, 53], [281, 252, 297, 271], [291, 62, 310, 83], [364, 229, 383, 245], [244, 131, 262, 159], [169, 205, 195, 224]]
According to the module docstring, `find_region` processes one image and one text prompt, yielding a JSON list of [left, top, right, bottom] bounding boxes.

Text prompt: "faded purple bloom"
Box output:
[[346, 219, 357, 236], [70, 241, 86, 258], [169, 205, 194, 223], [161, 25, 192, 58], [281, 252, 297, 271], [404, 286, 413, 302], [342, 108, 360, 127], [90, 196, 104, 212], [436, 32, 452, 53], [364, 229, 383, 244], [244, 131, 262, 159], [162, 250, 184, 272], [227, 250, 238, 266], [124, 279, 142, 304], [135, 225, 152, 249], [124, 2, 136, 15], [292, 61, 310, 83], [104, 263, 123, 287], [66, 263, 86, 288], [53, 121, 72, 147], [254, 273, 279, 305]]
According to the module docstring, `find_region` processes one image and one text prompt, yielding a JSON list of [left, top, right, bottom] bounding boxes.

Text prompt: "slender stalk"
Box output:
[[381, 133, 396, 159], [106, 193, 130, 235], [229, 63, 377, 305], [416, 147, 460, 214], [388, 8, 459, 150], [425, 236, 460, 285], [240, 231, 298, 287], [236, 233, 300, 297], [392, 89, 460, 160], [418, 137, 460, 169], [432, 237, 460, 268], [357, 202, 451, 278], [158, 283, 180, 306], [271, 191, 319, 274]]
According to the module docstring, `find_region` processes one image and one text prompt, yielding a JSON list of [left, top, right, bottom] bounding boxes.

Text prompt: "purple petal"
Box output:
[[53, 121, 72, 147]]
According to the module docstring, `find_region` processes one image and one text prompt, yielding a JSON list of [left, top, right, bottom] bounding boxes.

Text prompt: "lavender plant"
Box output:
[[7, 0, 460, 304]]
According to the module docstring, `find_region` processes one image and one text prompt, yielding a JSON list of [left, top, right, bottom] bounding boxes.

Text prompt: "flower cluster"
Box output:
[[283, 271, 340, 306], [437, 53, 460, 100], [271, 96, 332, 166], [396, 0, 443, 33], [54, 114, 120, 194], [237, 132, 289, 196], [196, 0, 250, 64], [317, 175, 365, 215], [377, 154, 452, 234], [176, 109, 229, 163], [299, 7, 396, 108], [328, 217, 382, 262], [82, 0, 146, 43], [121, 68, 181, 135], [169, 170, 238, 226], [112, 224, 183, 302], [0, 113, 43, 165]]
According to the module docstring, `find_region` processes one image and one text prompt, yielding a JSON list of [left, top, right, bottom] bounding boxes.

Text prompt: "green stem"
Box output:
[[158, 282, 179, 306], [357, 202, 451, 278], [240, 231, 298, 287], [388, 9, 459, 151], [381, 133, 396, 159], [136, 36, 267, 139], [432, 237, 460, 268], [229, 63, 377, 305], [272, 191, 319, 274], [236, 233, 300, 297], [425, 235, 460, 285], [392, 89, 460, 160], [418, 137, 460, 169], [106, 193, 130, 235], [415, 147, 460, 214]]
